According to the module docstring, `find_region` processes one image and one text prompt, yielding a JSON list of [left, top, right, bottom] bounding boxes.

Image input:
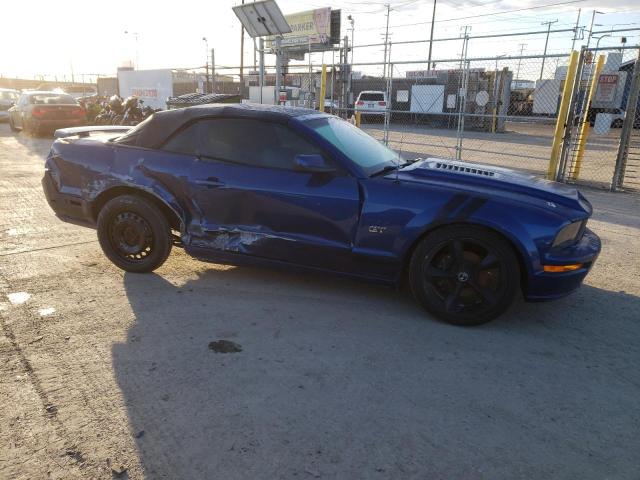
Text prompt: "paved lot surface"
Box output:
[[1, 125, 639, 479]]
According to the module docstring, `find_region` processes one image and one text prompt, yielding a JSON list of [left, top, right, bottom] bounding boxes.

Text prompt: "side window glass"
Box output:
[[197, 118, 327, 171], [162, 123, 200, 156]]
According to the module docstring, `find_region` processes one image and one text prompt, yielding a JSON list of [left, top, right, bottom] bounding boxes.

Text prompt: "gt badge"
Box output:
[[369, 226, 387, 233]]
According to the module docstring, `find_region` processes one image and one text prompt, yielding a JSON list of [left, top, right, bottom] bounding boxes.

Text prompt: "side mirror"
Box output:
[[295, 154, 335, 173]]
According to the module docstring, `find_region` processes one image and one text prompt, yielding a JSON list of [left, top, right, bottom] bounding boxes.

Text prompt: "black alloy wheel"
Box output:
[[410, 226, 519, 325]]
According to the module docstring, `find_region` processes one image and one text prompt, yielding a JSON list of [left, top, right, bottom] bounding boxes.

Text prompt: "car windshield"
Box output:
[[305, 116, 399, 176], [30, 94, 76, 105]]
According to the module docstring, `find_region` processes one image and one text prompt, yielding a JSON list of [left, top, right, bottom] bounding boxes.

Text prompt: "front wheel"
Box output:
[[409, 225, 520, 326], [97, 195, 172, 273]]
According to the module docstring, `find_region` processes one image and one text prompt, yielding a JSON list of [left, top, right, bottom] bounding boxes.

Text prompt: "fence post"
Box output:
[[319, 64, 327, 112], [557, 48, 587, 181], [612, 50, 640, 191], [570, 54, 605, 181], [548, 50, 579, 180]]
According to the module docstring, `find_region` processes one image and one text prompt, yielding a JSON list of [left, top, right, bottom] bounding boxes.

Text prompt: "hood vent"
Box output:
[[433, 161, 496, 177]]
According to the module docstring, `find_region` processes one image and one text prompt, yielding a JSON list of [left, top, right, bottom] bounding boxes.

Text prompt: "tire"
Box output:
[[97, 195, 172, 273], [409, 225, 520, 326], [8, 116, 18, 132]]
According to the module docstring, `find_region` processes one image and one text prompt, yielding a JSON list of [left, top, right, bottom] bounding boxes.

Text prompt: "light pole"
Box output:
[[202, 37, 209, 94], [594, 33, 612, 50], [124, 31, 139, 70], [427, 0, 437, 71], [540, 19, 558, 80]]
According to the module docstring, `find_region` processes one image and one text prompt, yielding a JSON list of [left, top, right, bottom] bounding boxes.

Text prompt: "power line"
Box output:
[[359, 0, 585, 31]]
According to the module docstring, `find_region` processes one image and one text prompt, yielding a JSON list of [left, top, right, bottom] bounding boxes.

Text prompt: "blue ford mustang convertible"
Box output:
[[42, 104, 601, 325]]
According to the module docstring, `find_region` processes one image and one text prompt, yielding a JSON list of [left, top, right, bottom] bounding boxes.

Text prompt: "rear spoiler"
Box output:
[[54, 125, 132, 139]]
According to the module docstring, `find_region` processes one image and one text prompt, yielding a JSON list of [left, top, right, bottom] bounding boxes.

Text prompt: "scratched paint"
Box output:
[[192, 229, 289, 253], [7, 292, 31, 305]]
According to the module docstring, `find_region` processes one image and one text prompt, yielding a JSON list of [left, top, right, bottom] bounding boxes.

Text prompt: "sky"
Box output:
[[1, 0, 639, 82]]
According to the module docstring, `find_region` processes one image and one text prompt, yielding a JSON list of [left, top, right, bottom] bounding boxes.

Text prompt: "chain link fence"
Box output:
[[556, 46, 640, 190]]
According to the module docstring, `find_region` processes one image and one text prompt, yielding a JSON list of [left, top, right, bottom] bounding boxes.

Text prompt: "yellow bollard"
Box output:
[[570, 54, 605, 181], [355, 111, 361, 127], [318, 64, 327, 112], [548, 50, 579, 180]]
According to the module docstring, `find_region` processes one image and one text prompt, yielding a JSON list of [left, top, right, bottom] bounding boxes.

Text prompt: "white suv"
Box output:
[[355, 91, 388, 121]]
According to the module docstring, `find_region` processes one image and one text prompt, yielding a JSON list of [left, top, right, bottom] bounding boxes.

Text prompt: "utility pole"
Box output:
[[211, 48, 216, 93], [382, 4, 391, 79], [239, 0, 245, 83], [202, 37, 209, 94], [586, 10, 604, 48], [348, 15, 355, 107], [540, 20, 558, 80], [515, 43, 526, 84], [427, 0, 437, 70], [571, 8, 581, 51]]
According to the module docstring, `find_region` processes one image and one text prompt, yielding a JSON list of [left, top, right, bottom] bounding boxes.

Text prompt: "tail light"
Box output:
[[32, 107, 47, 118], [356, 100, 364, 106], [378, 101, 386, 106]]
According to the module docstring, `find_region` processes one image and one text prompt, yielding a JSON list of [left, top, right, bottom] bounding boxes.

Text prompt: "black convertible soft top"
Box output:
[[115, 103, 323, 149]]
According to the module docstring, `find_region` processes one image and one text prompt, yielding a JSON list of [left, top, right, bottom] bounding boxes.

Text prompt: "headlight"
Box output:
[[552, 220, 585, 248]]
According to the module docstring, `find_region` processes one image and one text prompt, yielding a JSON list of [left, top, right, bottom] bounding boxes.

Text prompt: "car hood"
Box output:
[[396, 158, 590, 213]]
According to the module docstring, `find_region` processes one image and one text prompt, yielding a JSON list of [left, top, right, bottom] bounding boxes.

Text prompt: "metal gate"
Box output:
[[555, 46, 640, 191]]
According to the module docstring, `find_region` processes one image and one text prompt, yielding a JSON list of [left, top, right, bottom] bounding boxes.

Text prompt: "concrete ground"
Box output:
[[1, 124, 639, 480]]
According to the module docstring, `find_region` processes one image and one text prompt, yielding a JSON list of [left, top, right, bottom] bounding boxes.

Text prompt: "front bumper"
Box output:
[[524, 228, 601, 301], [42, 170, 95, 228]]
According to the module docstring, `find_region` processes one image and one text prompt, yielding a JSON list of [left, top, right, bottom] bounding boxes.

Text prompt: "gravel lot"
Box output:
[[1, 124, 639, 480]]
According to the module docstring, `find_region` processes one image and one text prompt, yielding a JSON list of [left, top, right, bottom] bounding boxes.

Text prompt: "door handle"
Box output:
[[194, 178, 225, 188]]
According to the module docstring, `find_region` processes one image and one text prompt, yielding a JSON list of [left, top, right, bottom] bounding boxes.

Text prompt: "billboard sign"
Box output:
[[266, 8, 331, 50]]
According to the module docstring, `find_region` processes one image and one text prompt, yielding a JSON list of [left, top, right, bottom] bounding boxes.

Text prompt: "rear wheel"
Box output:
[[409, 225, 520, 326], [97, 195, 172, 273]]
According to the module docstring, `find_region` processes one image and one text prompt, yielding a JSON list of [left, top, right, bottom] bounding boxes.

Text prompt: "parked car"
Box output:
[[0, 88, 20, 122], [8, 91, 85, 135], [355, 91, 388, 121], [42, 104, 600, 326]]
